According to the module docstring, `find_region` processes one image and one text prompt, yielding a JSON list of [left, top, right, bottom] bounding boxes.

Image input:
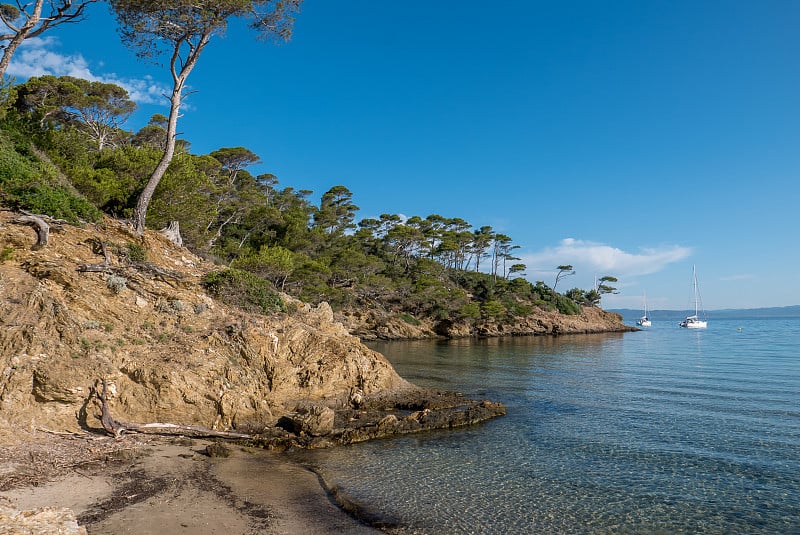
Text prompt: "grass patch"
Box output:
[[398, 313, 421, 326]]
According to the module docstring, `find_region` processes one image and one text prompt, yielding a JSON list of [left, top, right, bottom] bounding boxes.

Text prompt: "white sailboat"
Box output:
[[679, 265, 707, 329], [636, 293, 652, 327]]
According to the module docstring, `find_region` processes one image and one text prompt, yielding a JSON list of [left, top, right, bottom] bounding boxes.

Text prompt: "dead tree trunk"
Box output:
[[14, 215, 50, 248], [159, 221, 183, 247], [93, 379, 252, 440]]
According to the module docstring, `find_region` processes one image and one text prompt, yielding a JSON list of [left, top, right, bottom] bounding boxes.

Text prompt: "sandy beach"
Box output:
[[0, 434, 379, 534]]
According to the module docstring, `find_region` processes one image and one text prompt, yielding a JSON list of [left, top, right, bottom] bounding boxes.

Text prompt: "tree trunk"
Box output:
[[159, 221, 183, 246], [0, 0, 43, 79], [132, 30, 211, 235], [94, 379, 251, 440], [131, 85, 181, 234]]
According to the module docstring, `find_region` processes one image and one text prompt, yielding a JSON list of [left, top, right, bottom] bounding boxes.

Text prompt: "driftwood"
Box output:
[[77, 247, 182, 288], [11, 211, 68, 249], [94, 379, 252, 440]]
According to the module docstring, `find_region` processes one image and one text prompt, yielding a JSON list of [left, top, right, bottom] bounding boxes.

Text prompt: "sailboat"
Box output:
[[679, 265, 707, 329], [636, 293, 652, 327]]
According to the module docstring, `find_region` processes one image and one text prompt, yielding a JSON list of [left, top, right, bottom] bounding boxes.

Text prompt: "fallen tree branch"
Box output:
[[93, 379, 252, 440], [20, 209, 67, 227], [77, 263, 113, 273], [76, 238, 113, 272]]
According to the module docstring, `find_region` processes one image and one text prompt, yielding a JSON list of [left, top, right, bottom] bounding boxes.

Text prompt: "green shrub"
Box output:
[[126, 242, 147, 262], [554, 294, 581, 315], [505, 301, 533, 317], [201, 269, 285, 315], [298, 283, 353, 309], [0, 246, 13, 262], [0, 131, 101, 223], [482, 300, 507, 319], [14, 183, 101, 223], [398, 313, 421, 326], [457, 302, 481, 320]]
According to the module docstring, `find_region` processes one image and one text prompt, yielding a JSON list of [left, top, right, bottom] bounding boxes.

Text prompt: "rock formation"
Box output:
[[338, 298, 634, 340], [0, 210, 504, 444]]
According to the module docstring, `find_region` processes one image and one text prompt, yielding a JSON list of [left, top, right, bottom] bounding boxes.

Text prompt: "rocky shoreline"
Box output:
[[0, 209, 630, 532], [0, 208, 623, 441], [339, 303, 636, 341]]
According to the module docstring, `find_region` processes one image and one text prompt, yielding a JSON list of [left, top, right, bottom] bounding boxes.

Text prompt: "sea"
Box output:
[[290, 315, 800, 534]]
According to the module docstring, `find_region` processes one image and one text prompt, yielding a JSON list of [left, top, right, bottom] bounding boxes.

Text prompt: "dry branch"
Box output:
[[129, 262, 183, 281], [77, 263, 113, 273], [94, 379, 252, 440]]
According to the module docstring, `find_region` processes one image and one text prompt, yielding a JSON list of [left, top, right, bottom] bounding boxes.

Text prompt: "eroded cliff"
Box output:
[[1, 210, 425, 442]]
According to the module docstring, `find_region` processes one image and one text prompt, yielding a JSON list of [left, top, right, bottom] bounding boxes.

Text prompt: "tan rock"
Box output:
[[0, 210, 410, 440]]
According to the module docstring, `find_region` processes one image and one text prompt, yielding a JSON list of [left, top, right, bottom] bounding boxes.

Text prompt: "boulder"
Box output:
[[285, 405, 335, 436]]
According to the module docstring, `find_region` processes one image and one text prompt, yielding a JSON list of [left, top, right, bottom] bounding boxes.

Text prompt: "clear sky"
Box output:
[[9, 1, 800, 310]]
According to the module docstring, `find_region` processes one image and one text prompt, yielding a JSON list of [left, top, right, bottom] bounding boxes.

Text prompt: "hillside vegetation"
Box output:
[[0, 77, 628, 339], [0, 208, 507, 444]]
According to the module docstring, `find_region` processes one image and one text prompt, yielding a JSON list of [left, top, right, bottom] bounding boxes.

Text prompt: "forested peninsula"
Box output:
[[0, 0, 630, 343], [0, 77, 630, 341]]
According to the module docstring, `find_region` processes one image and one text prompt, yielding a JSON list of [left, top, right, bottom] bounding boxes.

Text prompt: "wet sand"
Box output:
[[0, 436, 379, 534]]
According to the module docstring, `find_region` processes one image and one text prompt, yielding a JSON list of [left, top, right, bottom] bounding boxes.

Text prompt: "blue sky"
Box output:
[[9, 1, 800, 310]]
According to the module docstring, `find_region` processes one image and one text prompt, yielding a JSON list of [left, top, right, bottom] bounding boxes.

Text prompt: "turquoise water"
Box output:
[[292, 318, 800, 533]]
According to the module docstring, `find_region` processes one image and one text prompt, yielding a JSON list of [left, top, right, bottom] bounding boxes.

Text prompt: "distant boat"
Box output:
[[679, 265, 707, 329], [636, 293, 652, 327]]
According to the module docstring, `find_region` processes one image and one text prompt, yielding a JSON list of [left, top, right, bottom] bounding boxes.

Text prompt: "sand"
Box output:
[[0, 435, 379, 534]]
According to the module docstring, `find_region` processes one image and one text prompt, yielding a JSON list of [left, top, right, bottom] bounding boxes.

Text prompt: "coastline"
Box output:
[[0, 433, 379, 534]]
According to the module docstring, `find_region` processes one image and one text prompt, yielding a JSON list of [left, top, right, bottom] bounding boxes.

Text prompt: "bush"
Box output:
[[126, 242, 147, 262], [457, 302, 481, 320], [482, 300, 507, 319], [14, 183, 101, 223], [0, 246, 13, 262], [201, 269, 285, 315], [505, 301, 533, 317], [106, 274, 127, 293], [0, 132, 101, 222], [555, 294, 581, 315], [398, 313, 420, 326]]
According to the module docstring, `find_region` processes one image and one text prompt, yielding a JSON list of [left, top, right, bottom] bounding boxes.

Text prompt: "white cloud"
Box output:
[[521, 238, 692, 280], [719, 273, 754, 281], [7, 37, 168, 104]]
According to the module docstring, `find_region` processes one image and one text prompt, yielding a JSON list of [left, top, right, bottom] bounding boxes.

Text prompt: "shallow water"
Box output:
[[292, 318, 800, 534]]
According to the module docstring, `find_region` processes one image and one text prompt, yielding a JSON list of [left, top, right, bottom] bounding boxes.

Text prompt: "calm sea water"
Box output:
[[291, 317, 800, 534]]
